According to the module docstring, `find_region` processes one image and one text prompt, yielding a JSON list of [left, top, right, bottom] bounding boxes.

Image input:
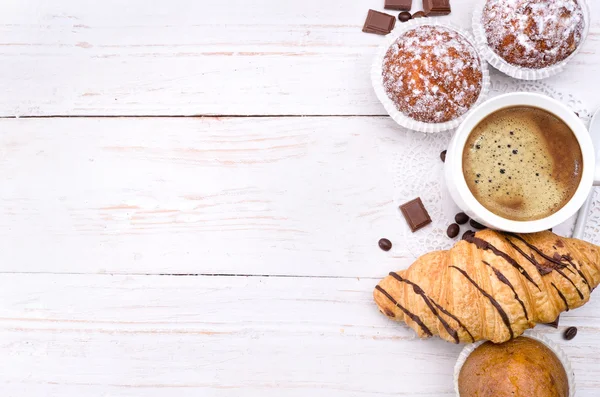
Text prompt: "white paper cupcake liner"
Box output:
[[472, 0, 590, 81], [370, 18, 491, 133], [453, 329, 576, 396]]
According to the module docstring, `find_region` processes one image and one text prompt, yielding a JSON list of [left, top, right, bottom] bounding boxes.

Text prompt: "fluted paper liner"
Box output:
[[371, 18, 490, 133], [453, 329, 576, 396], [472, 0, 590, 81]]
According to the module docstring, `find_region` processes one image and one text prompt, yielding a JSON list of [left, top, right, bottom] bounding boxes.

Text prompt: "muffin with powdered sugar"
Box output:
[[382, 25, 483, 124], [482, 0, 585, 69]]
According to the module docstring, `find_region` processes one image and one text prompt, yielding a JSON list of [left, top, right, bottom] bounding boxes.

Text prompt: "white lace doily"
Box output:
[[392, 70, 599, 259]]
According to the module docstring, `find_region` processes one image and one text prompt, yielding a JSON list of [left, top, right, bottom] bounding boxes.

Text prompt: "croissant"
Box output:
[[373, 230, 600, 343]]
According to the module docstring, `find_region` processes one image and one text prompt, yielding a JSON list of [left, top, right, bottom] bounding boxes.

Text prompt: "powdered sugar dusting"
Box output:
[[483, 0, 584, 69], [382, 26, 483, 124]]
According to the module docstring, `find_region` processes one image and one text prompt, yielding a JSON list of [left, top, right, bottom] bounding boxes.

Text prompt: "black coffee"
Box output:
[[463, 106, 583, 221]]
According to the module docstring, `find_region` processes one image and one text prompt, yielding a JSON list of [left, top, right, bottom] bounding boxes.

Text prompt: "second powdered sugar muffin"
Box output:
[[473, 0, 589, 80]]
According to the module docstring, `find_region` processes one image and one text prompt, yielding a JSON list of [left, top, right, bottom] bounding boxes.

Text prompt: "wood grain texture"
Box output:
[[0, 0, 598, 116], [2, 273, 600, 396], [0, 116, 423, 276]]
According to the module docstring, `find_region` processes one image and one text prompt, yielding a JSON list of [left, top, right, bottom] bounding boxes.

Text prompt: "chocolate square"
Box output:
[[400, 198, 432, 232], [544, 316, 560, 328], [384, 0, 412, 11], [362, 9, 396, 35], [423, 0, 451, 16]]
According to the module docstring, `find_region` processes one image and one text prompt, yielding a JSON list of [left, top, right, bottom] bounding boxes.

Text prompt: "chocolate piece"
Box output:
[[462, 230, 475, 240], [447, 223, 460, 238], [398, 11, 412, 22], [544, 316, 560, 328], [378, 238, 392, 251], [440, 150, 447, 162], [423, 0, 451, 16], [564, 326, 577, 340], [362, 10, 396, 35], [469, 219, 486, 230], [385, 0, 412, 11], [400, 198, 432, 232], [455, 212, 469, 225], [412, 10, 428, 18]]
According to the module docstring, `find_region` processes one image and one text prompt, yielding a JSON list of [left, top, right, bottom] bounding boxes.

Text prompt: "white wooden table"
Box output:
[[1, 1, 600, 395]]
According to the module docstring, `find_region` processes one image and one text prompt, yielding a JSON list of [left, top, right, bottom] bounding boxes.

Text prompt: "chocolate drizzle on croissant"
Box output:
[[464, 233, 541, 291], [482, 260, 529, 321], [374, 230, 600, 343], [450, 265, 515, 339], [506, 234, 585, 300], [374, 285, 433, 337]]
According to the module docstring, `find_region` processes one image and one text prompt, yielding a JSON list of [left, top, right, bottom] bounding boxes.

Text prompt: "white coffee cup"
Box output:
[[445, 92, 600, 233]]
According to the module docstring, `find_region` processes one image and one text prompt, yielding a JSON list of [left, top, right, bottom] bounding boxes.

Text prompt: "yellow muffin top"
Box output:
[[458, 336, 569, 397]]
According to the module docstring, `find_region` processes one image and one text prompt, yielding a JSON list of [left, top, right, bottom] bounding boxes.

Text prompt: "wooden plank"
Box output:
[[0, 116, 424, 276], [0, 0, 599, 116], [1, 273, 600, 396]]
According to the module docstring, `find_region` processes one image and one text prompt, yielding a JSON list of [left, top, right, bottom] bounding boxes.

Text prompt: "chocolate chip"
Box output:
[[462, 230, 475, 240], [362, 10, 396, 35], [400, 198, 432, 232], [564, 326, 577, 340], [469, 219, 486, 230], [378, 238, 392, 251], [544, 316, 560, 328], [447, 223, 460, 238], [411, 10, 428, 18], [455, 212, 469, 225], [385, 0, 412, 10], [398, 11, 412, 22], [440, 150, 447, 162]]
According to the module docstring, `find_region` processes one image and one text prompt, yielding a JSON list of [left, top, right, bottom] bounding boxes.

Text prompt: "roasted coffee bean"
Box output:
[[564, 326, 577, 340], [398, 11, 412, 22], [378, 238, 392, 251], [447, 223, 460, 238], [455, 212, 469, 225], [462, 230, 475, 240], [412, 10, 427, 18], [470, 219, 486, 230], [440, 150, 447, 162]]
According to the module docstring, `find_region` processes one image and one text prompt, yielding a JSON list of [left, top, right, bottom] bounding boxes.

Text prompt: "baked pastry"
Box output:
[[373, 230, 600, 343], [482, 0, 585, 69], [458, 337, 569, 397], [382, 25, 483, 123]]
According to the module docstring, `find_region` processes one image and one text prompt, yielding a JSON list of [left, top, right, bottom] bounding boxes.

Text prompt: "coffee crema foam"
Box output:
[[463, 106, 582, 221]]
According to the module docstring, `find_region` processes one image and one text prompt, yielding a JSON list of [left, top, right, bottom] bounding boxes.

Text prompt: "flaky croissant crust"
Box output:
[[374, 230, 600, 343]]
